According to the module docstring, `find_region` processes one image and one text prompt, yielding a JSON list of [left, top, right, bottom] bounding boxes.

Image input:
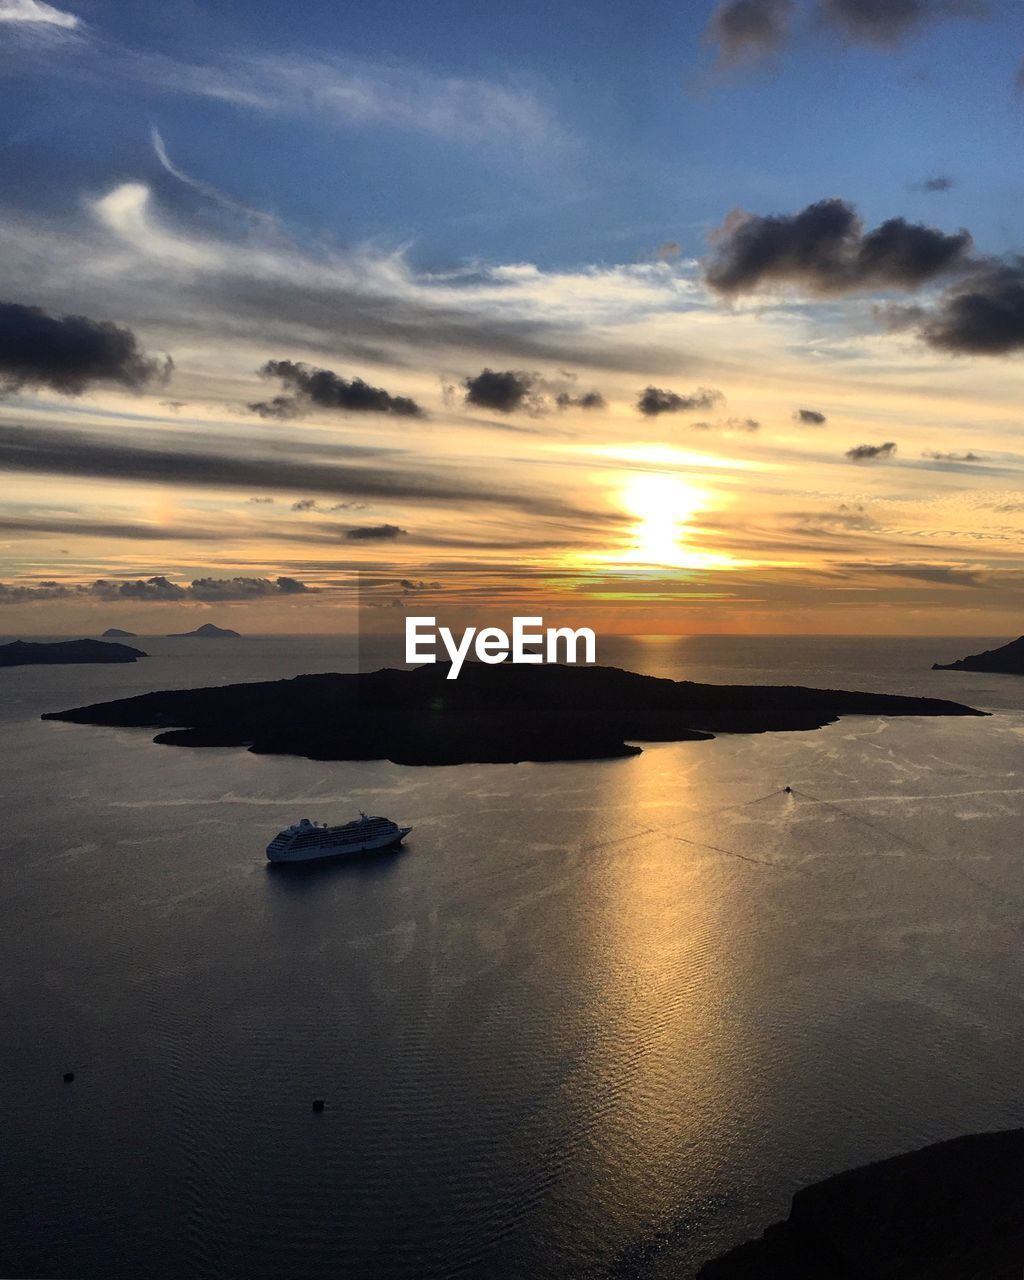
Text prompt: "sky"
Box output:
[[2, 0, 1024, 635]]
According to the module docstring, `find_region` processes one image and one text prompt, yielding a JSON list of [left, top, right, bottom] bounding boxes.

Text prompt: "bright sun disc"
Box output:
[[622, 474, 708, 566]]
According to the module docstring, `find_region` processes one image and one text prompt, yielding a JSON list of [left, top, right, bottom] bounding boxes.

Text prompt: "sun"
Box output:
[[619, 473, 731, 569]]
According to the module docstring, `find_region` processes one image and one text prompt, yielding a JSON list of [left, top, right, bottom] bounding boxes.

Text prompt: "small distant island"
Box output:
[[2, 638, 147, 667], [166, 623, 241, 639], [697, 1128, 1024, 1279], [41, 661, 983, 766], [101, 627, 138, 638], [933, 635, 1024, 675]]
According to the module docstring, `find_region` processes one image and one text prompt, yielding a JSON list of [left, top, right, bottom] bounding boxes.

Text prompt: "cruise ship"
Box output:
[[266, 814, 412, 864]]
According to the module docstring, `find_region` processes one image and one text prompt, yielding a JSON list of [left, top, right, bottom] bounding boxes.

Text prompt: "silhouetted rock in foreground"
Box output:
[[41, 661, 983, 766], [934, 635, 1024, 674], [697, 1128, 1024, 1279], [167, 623, 240, 638], [1, 638, 146, 667]]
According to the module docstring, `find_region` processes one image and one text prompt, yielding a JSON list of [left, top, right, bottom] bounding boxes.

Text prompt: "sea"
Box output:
[[2, 634, 1023, 1279]]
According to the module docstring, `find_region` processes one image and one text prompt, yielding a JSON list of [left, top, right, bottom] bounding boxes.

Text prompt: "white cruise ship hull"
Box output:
[[267, 826, 411, 864]]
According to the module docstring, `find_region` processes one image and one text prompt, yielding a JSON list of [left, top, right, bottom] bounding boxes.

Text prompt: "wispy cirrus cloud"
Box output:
[[26, 33, 572, 167]]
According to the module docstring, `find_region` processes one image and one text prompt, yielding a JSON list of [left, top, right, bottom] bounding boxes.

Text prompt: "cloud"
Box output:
[[0, 0, 78, 27], [344, 524, 406, 541], [704, 0, 982, 61], [657, 242, 682, 259], [248, 496, 275, 504], [463, 368, 538, 413], [790, 503, 877, 532], [846, 441, 897, 460], [139, 52, 570, 167], [0, 300, 171, 395], [555, 390, 606, 410], [188, 575, 314, 600], [0, 574, 316, 604], [707, 0, 796, 63], [0, 424, 598, 520], [150, 127, 276, 228], [0, 513, 219, 541], [0, 178, 719, 380], [399, 578, 441, 592], [920, 175, 955, 192], [250, 359, 425, 419], [794, 408, 827, 424], [636, 385, 724, 416], [921, 449, 983, 461], [916, 261, 1024, 354], [704, 199, 973, 297], [817, 0, 982, 47], [692, 416, 760, 432], [841, 561, 984, 587], [291, 498, 367, 513]]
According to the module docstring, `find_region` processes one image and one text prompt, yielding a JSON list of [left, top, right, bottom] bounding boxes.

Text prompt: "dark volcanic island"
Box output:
[[1, 638, 147, 667], [167, 622, 240, 639], [696, 1128, 1024, 1279], [933, 634, 1024, 675], [41, 661, 984, 765]]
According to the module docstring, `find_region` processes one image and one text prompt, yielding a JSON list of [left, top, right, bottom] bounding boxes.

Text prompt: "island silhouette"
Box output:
[[933, 635, 1024, 675], [2, 638, 146, 667], [166, 623, 241, 639], [101, 627, 138, 638], [697, 1128, 1024, 1279], [41, 660, 984, 765]]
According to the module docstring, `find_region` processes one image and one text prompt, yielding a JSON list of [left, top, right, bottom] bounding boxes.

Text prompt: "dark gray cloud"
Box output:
[[921, 449, 983, 461], [705, 198, 973, 296], [0, 574, 315, 604], [345, 524, 406, 541], [399, 578, 442, 592], [921, 175, 955, 192], [463, 368, 538, 413], [637, 385, 724, 416], [0, 513, 217, 541], [789, 502, 877, 532], [692, 416, 760, 432], [708, 0, 796, 62], [706, 0, 982, 61], [555, 390, 607, 410], [917, 261, 1024, 354], [817, 0, 982, 47], [0, 300, 172, 396], [250, 359, 425, 419], [291, 498, 367, 513], [846, 441, 897, 460], [794, 408, 827, 424], [0, 423, 590, 517], [189, 576, 314, 600], [840, 561, 984, 587]]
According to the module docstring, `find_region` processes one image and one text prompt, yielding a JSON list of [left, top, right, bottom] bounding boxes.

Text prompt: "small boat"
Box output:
[[266, 813, 412, 864]]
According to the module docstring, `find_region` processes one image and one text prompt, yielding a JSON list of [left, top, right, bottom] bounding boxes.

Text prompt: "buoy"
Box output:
[[63, 1072, 75, 1083], [312, 1098, 325, 1112]]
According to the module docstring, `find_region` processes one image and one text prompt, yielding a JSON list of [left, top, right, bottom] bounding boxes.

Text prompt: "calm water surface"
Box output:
[[2, 634, 1023, 1278]]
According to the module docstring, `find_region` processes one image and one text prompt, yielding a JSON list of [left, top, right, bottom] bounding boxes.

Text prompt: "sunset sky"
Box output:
[[3, 0, 1024, 635]]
